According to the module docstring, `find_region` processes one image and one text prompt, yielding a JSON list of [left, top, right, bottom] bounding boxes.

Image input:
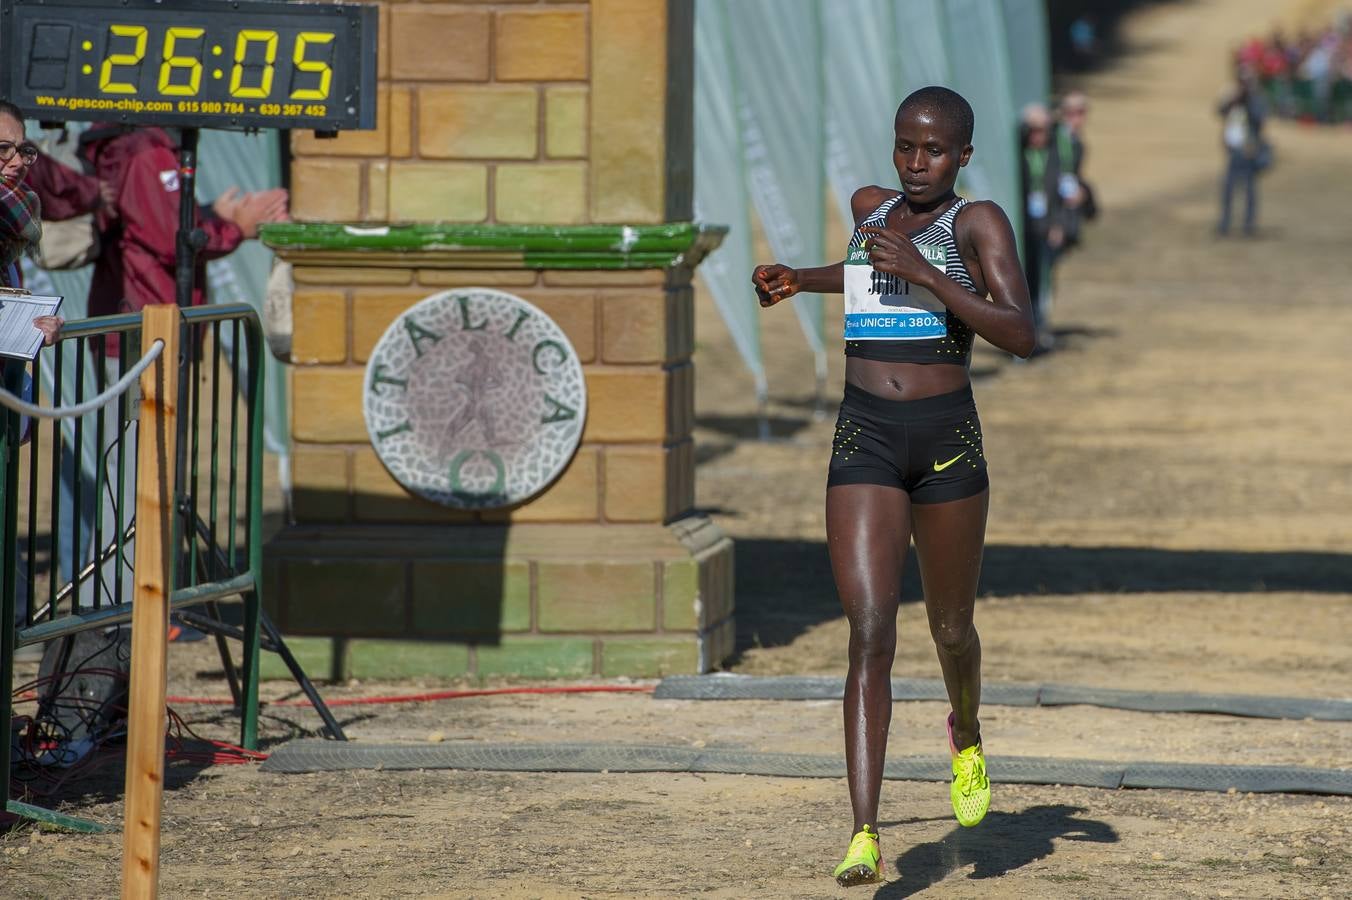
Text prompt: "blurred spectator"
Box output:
[[76, 125, 288, 352], [1069, 15, 1099, 68], [74, 125, 286, 642], [1054, 91, 1097, 251], [1217, 65, 1269, 237], [1019, 103, 1066, 354], [1, 100, 65, 638]]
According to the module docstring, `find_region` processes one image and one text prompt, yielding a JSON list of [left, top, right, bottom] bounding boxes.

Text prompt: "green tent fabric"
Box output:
[[1002, 0, 1053, 114], [694, 0, 1049, 409], [724, 0, 829, 397], [197, 128, 288, 459], [824, 0, 902, 228], [941, 0, 1022, 233], [694, 0, 766, 405]]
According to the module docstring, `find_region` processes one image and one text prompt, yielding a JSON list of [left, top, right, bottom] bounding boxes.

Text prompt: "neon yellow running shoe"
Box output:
[[947, 712, 990, 827], [832, 824, 882, 886]]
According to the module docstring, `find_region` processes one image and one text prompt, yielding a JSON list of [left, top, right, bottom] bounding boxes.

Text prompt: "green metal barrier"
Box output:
[[1, 303, 268, 829]]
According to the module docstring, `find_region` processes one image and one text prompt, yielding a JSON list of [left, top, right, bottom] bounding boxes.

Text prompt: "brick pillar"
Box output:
[[263, 0, 734, 679]]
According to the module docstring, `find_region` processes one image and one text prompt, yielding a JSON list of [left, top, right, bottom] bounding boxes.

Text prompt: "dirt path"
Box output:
[[7, 1, 1352, 897]]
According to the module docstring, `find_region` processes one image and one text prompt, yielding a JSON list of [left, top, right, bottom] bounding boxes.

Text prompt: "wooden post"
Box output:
[[121, 305, 180, 900]]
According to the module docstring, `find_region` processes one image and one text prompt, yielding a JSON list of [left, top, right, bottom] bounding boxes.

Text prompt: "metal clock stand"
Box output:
[[168, 126, 346, 741]]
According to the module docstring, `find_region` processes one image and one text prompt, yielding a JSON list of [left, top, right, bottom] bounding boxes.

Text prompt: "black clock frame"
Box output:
[[0, 0, 377, 133]]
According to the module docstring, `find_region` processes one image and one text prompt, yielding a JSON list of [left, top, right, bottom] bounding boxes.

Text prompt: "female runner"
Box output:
[[752, 86, 1035, 886]]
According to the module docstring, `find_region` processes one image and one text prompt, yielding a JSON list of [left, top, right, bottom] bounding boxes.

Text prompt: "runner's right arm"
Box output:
[[752, 185, 895, 307]]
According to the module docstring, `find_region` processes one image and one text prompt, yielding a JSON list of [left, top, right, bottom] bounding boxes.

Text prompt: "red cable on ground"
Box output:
[[166, 683, 655, 708]]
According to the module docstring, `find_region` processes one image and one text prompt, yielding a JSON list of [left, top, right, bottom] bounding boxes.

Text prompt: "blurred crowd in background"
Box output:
[[1236, 13, 1352, 123], [1018, 92, 1096, 355]]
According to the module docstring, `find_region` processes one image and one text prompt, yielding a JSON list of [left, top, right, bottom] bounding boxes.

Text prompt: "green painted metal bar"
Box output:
[[1, 362, 25, 812], [16, 574, 255, 646], [208, 324, 222, 583], [187, 324, 202, 588], [240, 316, 264, 750], [113, 348, 128, 607], [92, 348, 106, 610], [260, 221, 719, 253], [5, 799, 112, 834], [70, 338, 85, 603], [25, 363, 39, 624], [47, 341, 62, 621], [227, 320, 239, 573]]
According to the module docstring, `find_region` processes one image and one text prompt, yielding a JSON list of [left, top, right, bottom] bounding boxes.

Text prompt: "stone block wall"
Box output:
[[266, 0, 731, 677], [289, 0, 692, 228], [286, 265, 696, 527], [265, 518, 734, 678]]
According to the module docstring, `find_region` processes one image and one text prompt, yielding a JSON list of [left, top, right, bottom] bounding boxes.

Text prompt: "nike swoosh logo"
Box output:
[[933, 452, 967, 472]]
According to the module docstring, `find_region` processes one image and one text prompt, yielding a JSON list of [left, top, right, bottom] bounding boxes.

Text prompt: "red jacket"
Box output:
[[24, 154, 102, 222], [81, 127, 242, 319]]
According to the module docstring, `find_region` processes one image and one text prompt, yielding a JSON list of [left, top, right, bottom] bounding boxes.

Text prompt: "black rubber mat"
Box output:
[[653, 675, 1040, 707], [1037, 684, 1352, 720], [261, 740, 1352, 796], [653, 675, 1352, 721]]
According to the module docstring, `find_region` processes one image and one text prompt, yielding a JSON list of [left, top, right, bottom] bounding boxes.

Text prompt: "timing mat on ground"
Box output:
[[651, 675, 1352, 721], [261, 740, 1352, 796]]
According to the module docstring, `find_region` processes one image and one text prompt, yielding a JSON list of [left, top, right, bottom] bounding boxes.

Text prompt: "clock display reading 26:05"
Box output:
[[97, 24, 336, 115], [0, 0, 377, 131]]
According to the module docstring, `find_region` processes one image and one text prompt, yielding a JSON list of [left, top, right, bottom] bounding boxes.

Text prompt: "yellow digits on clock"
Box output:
[[230, 29, 278, 99], [290, 32, 335, 100], [158, 27, 205, 96], [100, 24, 148, 95]]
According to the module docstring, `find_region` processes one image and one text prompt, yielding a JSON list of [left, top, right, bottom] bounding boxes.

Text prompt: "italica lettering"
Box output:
[[540, 394, 578, 424], [532, 340, 568, 375], [403, 317, 442, 357], [504, 309, 531, 341], [457, 296, 487, 331], [376, 420, 414, 441], [369, 363, 408, 396]]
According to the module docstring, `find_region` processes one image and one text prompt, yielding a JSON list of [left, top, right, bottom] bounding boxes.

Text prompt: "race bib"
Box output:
[[843, 242, 948, 341], [1027, 190, 1048, 219]]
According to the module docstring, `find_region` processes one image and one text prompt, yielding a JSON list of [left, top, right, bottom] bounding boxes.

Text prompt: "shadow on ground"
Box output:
[[733, 538, 1352, 654], [874, 804, 1119, 897]]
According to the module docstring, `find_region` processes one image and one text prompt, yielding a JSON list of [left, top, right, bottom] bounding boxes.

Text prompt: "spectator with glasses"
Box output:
[[1, 100, 65, 639]]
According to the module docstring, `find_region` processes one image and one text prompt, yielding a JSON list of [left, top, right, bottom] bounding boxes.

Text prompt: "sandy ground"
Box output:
[[7, 0, 1352, 897]]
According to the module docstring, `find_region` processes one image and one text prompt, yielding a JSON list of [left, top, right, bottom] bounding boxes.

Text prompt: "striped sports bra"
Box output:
[[844, 194, 976, 365]]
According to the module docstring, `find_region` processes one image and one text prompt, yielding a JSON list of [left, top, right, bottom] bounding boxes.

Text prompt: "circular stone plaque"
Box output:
[[362, 288, 587, 509]]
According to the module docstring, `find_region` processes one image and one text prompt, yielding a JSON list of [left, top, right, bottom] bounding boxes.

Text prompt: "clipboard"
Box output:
[[0, 286, 63, 361]]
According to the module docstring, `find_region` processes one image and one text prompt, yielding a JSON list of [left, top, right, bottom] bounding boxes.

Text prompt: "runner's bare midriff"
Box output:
[[845, 358, 970, 400]]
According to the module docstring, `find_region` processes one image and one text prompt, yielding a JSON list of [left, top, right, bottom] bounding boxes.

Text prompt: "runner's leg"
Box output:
[[827, 482, 911, 832], [911, 489, 988, 751]]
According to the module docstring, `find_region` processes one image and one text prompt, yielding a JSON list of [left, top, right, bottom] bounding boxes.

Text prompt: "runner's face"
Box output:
[[0, 114, 31, 185], [893, 110, 969, 203]]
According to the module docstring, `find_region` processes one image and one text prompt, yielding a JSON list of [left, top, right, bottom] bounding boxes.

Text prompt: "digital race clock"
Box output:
[[0, 0, 377, 131]]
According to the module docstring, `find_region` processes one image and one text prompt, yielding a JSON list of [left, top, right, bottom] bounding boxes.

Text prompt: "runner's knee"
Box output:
[[847, 612, 897, 665], [930, 618, 977, 656]]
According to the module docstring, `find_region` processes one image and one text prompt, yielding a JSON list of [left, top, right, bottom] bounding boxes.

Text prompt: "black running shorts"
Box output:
[[827, 383, 989, 504]]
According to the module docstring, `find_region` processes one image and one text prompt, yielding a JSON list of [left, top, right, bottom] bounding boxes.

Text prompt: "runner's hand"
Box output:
[[857, 225, 939, 288], [752, 264, 801, 308]]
